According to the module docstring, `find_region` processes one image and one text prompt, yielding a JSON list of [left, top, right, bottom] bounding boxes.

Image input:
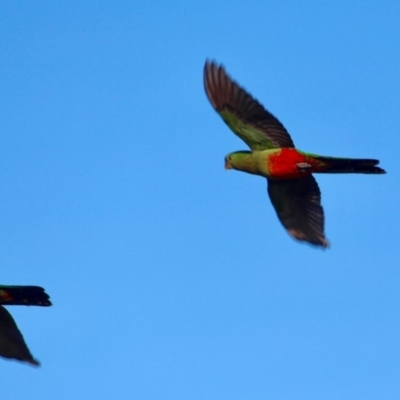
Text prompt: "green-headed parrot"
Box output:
[[204, 61, 386, 247], [0, 285, 51, 366]]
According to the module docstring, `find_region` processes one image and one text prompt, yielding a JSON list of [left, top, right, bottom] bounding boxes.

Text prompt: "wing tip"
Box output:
[[26, 357, 40, 367], [318, 238, 331, 249], [288, 229, 330, 249], [203, 59, 228, 109]]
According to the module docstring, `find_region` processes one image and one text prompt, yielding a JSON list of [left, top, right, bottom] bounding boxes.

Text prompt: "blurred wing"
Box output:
[[204, 61, 295, 150], [0, 306, 39, 366], [267, 176, 329, 248]]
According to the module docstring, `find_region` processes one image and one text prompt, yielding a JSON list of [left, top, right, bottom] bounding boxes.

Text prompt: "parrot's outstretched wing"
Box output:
[[204, 60, 295, 150], [0, 306, 39, 366], [267, 176, 329, 248]]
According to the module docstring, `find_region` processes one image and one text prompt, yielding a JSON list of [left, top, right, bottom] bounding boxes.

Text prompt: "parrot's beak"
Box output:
[[224, 159, 232, 170]]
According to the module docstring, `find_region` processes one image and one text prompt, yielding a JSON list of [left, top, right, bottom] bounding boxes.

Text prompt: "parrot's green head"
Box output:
[[224, 151, 251, 170], [224, 151, 257, 174]]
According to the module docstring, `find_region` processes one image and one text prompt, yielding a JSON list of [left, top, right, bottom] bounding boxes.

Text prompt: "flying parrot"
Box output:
[[0, 285, 51, 366], [204, 61, 386, 247]]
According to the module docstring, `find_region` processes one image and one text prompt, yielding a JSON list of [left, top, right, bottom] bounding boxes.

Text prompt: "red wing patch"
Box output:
[[268, 149, 328, 179]]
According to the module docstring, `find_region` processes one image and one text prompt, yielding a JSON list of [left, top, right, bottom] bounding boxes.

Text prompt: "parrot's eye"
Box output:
[[228, 156, 232, 161]]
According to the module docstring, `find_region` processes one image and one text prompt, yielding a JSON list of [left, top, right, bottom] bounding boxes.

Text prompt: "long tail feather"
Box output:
[[315, 156, 386, 174], [0, 286, 51, 306]]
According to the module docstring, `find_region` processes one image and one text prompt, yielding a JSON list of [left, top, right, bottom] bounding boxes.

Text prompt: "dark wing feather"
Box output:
[[267, 176, 329, 248], [204, 60, 295, 150], [0, 306, 39, 366]]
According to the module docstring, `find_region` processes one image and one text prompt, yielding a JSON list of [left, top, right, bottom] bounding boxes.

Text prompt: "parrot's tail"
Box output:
[[0, 286, 52, 306], [314, 156, 386, 174]]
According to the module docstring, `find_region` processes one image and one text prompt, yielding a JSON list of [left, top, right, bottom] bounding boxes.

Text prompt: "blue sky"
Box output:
[[1, 1, 399, 398]]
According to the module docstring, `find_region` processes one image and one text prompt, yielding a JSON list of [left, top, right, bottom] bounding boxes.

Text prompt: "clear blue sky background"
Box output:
[[1, 1, 399, 399]]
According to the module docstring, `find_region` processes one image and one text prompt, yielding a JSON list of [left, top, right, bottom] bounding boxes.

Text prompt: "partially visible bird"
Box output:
[[204, 61, 386, 247], [0, 285, 51, 366]]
